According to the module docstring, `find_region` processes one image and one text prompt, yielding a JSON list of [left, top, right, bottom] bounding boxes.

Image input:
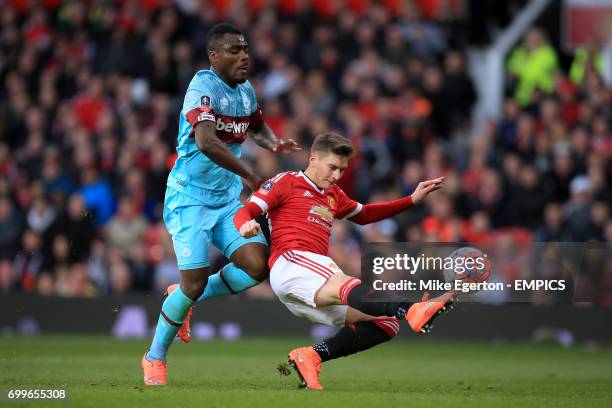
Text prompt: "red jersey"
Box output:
[[249, 171, 363, 267]]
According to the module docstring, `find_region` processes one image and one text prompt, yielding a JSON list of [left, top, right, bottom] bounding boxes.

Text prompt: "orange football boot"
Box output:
[[288, 347, 323, 390], [406, 290, 456, 333], [141, 352, 167, 386], [165, 284, 192, 343]]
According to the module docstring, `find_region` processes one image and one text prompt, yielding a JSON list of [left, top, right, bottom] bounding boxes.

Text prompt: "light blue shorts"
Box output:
[[163, 186, 267, 270]]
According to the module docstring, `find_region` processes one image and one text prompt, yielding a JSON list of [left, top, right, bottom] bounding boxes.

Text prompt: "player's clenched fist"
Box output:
[[410, 177, 444, 205], [239, 219, 261, 237]]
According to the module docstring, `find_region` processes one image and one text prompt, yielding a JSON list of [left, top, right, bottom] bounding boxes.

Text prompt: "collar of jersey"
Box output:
[[298, 171, 325, 194], [210, 69, 239, 93]]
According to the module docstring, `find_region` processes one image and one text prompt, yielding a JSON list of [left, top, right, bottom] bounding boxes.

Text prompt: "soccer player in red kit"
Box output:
[[233, 132, 455, 390]]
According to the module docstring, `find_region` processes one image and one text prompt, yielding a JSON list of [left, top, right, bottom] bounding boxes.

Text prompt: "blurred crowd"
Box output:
[[0, 1, 610, 304]]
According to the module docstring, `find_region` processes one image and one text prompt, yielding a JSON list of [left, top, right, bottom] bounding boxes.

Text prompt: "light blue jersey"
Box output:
[[168, 69, 263, 207], [164, 69, 267, 269]]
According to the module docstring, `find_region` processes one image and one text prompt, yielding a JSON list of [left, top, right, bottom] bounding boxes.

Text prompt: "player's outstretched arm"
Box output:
[[348, 177, 444, 225], [195, 121, 262, 191], [410, 177, 444, 205], [233, 202, 264, 237], [249, 123, 300, 154]]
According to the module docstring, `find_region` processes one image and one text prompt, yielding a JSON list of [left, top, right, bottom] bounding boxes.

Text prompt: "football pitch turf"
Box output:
[[0, 336, 610, 407]]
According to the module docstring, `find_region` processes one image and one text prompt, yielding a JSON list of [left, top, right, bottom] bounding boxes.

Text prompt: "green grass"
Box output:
[[0, 336, 611, 407]]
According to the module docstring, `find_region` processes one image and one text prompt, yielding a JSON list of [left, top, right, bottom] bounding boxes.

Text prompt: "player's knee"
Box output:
[[235, 256, 269, 282], [315, 274, 353, 306], [372, 317, 400, 339], [336, 275, 361, 304], [180, 278, 208, 300]]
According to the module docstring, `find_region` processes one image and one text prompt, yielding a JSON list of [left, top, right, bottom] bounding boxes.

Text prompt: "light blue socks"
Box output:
[[148, 264, 259, 360], [148, 286, 194, 360], [197, 263, 259, 301]]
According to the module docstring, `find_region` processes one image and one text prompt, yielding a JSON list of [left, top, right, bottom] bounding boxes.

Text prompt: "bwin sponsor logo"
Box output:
[[216, 119, 249, 133]]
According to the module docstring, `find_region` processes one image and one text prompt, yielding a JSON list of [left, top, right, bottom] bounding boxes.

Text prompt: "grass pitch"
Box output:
[[0, 336, 610, 407]]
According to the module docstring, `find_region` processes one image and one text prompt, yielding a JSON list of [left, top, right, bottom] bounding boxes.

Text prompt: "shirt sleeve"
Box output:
[[246, 81, 264, 132], [249, 106, 265, 132], [248, 173, 291, 213], [335, 187, 363, 219], [182, 75, 218, 130], [347, 196, 414, 225], [234, 201, 263, 231]]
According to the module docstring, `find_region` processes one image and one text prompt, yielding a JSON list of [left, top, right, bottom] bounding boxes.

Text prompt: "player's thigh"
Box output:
[[269, 251, 346, 328], [211, 199, 268, 261], [276, 251, 352, 307], [270, 251, 337, 307], [163, 188, 216, 270], [269, 256, 345, 327]]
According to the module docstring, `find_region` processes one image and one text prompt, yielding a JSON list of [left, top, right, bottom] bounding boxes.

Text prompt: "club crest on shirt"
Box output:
[[241, 91, 251, 114], [220, 97, 229, 108], [327, 196, 337, 210]]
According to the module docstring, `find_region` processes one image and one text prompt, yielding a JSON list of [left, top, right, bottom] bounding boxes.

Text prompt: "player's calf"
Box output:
[[166, 284, 192, 343], [313, 318, 399, 362]]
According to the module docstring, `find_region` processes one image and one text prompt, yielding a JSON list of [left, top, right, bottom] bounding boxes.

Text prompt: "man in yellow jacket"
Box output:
[[507, 28, 559, 106]]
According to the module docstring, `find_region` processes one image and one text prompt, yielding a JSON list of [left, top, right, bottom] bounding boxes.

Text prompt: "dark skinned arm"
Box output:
[[194, 121, 262, 191], [249, 123, 300, 154], [249, 123, 278, 151]]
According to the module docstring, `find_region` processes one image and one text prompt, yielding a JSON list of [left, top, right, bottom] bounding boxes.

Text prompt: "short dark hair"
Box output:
[[311, 132, 355, 158], [206, 23, 243, 51]]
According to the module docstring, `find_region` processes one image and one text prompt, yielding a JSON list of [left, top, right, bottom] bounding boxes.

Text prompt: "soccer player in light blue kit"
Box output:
[[142, 23, 299, 385]]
